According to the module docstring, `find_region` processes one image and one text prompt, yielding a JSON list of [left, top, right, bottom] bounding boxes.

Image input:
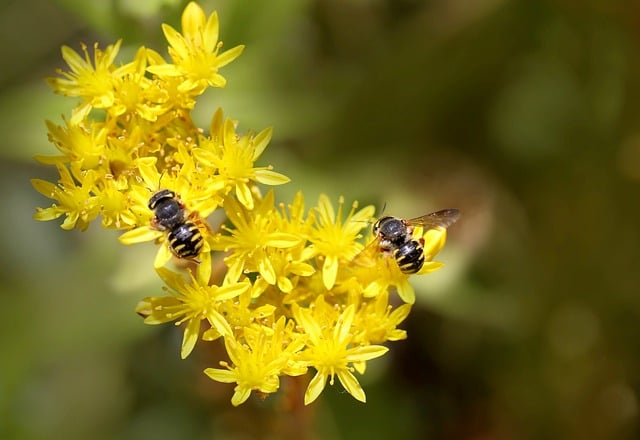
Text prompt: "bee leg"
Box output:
[[150, 217, 166, 231]]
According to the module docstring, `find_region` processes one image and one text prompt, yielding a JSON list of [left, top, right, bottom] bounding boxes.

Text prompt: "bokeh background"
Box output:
[[2, 0, 640, 438]]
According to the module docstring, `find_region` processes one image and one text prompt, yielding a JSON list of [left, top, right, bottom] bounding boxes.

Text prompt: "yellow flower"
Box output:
[[109, 47, 166, 121], [94, 177, 139, 229], [353, 290, 411, 345], [212, 192, 302, 284], [194, 109, 290, 209], [147, 2, 245, 93], [32, 165, 99, 231], [292, 297, 388, 404], [136, 267, 250, 359], [204, 287, 277, 342], [146, 48, 199, 110], [42, 116, 108, 170], [47, 40, 122, 113], [204, 317, 307, 406], [307, 195, 375, 290]]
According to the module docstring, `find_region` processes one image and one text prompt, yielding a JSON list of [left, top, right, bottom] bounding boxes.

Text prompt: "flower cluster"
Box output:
[[33, 2, 453, 406]]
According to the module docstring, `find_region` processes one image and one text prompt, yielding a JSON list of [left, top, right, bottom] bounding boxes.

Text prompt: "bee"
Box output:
[[148, 189, 204, 260], [372, 208, 460, 274]]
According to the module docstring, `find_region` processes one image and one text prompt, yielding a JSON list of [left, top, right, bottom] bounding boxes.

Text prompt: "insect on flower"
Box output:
[[148, 189, 204, 260], [370, 209, 460, 274]]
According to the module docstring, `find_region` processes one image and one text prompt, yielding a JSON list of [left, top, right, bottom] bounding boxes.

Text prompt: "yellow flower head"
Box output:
[[136, 267, 250, 359], [33, 1, 459, 408], [308, 195, 375, 290], [32, 164, 99, 231], [148, 2, 245, 93], [292, 297, 388, 404], [204, 317, 307, 406], [212, 191, 302, 284], [194, 108, 290, 210], [47, 40, 123, 112]]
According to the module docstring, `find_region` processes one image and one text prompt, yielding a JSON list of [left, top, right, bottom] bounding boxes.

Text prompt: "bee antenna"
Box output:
[[380, 202, 387, 216], [157, 171, 166, 190]]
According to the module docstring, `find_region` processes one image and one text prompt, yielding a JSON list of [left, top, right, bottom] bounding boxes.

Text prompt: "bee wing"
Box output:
[[351, 236, 382, 268], [406, 208, 460, 230]]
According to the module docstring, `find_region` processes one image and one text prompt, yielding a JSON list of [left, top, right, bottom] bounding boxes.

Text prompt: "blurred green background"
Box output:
[[3, 0, 640, 438]]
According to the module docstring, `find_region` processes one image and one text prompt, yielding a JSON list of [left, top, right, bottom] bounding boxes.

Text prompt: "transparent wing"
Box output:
[[405, 208, 460, 230], [351, 236, 383, 268]]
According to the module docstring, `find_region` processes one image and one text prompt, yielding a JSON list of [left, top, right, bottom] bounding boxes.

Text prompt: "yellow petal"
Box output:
[[181, 2, 206, 39], [258, 257, 276, 285], [345, 345, 389, 362], [277, 276, 293, 293], [118, 226, 162, 245], [61, 212, 79, 230], [363, 280, 385, 298], [210, 108, 224, 139], [317, 194, 335, 224], [155, 267, 186, 293], [337, 370, 366, 403], [146, 63, 182, 77], [396, 279, 415, 304], [235, 182, 254, 210], [350, 205, 376, 225], [60, 45, 86, 74], [251, 127, 272, 160], [224, 260, 244, 284], [203, 10, 220, 52], [423, 228, 447, 259], [292, 304, 321, 340], [204, 367, 235, 383], [154, 245, 173, 269], [140, 296, 182, 324], [181, 318, 201, 359], [265, 232, 300, 248], [289, 262, 315, 276], [389, 304, 412, 325], [33, 207, 62, 222], [207, 309, 232, 337], [192, 148, 216, 167], [353, 361, 366, 375], [417, 261, 444, 275], [135, 158, 160, 190], [161, 23, 187, 55], [253, 169, 290, 185], [216, 45, 245, 68], [31, 179, 57, 198], [196, 252, 212, 286], [202, 327, 221, 341], [215, 282, 250, 302], [304, 371, 327, 405], [136, 296, 180, 325], [69, 103, 93, 125], [231, 386, 252, 407], [322, 256, 338, 290], [335, 304, 355, 342]]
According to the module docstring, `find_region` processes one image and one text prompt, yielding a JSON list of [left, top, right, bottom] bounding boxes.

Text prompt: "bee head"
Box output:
[[148, 189, 177, 210], [373, 216, 407, 243]]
